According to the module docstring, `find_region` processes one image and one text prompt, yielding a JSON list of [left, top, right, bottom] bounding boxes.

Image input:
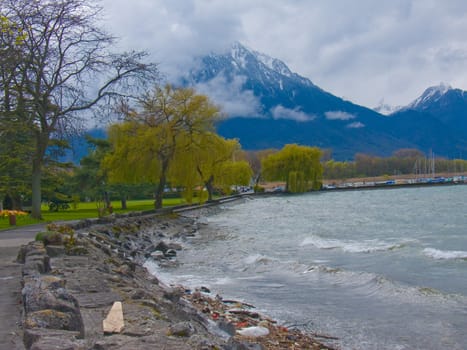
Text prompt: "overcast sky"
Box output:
[[101, 0, 467, 109]]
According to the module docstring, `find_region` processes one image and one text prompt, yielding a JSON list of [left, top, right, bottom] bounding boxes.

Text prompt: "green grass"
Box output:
[[0, 198, 186, 231]]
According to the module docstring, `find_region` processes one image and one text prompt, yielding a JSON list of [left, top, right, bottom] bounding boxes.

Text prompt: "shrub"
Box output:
[[35, 231, 63, 246], [254, 185, 265, 193], [35, 224, 75, 248]]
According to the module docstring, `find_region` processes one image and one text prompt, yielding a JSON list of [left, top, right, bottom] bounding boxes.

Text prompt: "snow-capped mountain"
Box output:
[[181, 43, 467, 159], [185, 42, 315, 93], [406, 83, 452, 111], [400, 83, 467, 129], [388, 83, 467, 157], [373, 99, 402, 116]]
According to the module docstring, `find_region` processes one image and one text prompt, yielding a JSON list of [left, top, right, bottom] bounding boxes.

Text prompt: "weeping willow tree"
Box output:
[[215, 160, 253, 195], [103, 85, 221, 208], [262, 144, 323, 192], [172, 133, 252, 202]]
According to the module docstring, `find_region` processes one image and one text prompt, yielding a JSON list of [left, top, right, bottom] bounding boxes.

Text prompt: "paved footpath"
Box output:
[[0, 225, 45, 350]]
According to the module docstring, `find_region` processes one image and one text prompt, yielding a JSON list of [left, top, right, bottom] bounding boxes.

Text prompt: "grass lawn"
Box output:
[[0, 198, 187, 231]]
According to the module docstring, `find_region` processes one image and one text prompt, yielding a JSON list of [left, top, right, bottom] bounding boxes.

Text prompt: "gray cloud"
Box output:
[[101, 0, 467, 108]]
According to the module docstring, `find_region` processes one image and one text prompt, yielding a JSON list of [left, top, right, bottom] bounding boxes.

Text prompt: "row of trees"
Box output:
[[323, 149, 467, 180]]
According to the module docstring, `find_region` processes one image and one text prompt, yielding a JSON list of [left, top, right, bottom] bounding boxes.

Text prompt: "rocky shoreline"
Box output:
[[17, 205, 338, 349]]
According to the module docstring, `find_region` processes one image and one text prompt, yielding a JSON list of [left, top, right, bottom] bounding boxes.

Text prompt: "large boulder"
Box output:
[[22, 276, 84, 337], [167, 322, 195, 337], [22, 277, 80, 314], [17, 242, 47, 263], [18, 242, 51, 275], [23, 328, 84, 350], [22, 255, 51, 275], [25, 309, 83, 332]]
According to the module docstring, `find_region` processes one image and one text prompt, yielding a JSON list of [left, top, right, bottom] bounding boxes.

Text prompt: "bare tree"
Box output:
[[0, 0, 158, 218]]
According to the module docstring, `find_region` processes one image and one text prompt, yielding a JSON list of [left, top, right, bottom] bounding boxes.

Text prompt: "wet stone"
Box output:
[[168, 321, 195, 337]]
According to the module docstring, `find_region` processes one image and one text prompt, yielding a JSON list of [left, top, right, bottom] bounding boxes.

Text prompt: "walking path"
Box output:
[[0, 225, 45, 350]]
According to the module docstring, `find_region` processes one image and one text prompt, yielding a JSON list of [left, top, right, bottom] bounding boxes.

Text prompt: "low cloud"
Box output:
[[325, 111, 356, 121], [101, 1, 467, 109], [271, 105, 315, 122], [194, 73, 262, 118], [347, 121, 365, 128]]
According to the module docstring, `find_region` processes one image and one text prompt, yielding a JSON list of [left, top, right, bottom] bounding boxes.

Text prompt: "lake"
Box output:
[[146, 185, 467, 349]]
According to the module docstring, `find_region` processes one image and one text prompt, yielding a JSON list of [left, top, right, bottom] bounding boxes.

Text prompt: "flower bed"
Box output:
[[0, 210, 28, 218], [0, 210, 29, 226]]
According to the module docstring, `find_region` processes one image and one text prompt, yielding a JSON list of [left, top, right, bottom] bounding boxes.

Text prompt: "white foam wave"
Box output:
[[301, 263, 462, 305], [213, 277, 235, 285], [423, 248, 467, 260], [244, 254, 274, 265], [301, 264, 397, 299], [300, 236, 405, 253], [143, 260, 179, 286]]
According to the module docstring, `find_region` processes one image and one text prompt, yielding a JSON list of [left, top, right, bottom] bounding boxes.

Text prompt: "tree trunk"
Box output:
[[154, 185, 163, 209], [154, 173, 166, 209], [3, 195, 12, 210], [103, 191, 111, 208], [120, 196, 127, 210], [11, 194, 22, 210], [31, 131, 49, 220], [155, 159, 170, 209], [205, 175, 214, 202], [31, 159, 42, 219], [254, 174, 261, 187]]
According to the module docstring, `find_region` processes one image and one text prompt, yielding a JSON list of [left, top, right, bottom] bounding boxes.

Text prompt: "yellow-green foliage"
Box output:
[[288, 171, 306, 193], [262, 144, 323, 192], [0, 16, 27, 45], [71, 195, 80, 209], [253, 185, 265, 193], [103, 85, 222, 208], [196, 188, 209, 204], [103, 85, 253, 204], [217, 160, 253, 188], [103, 85, 220, 184], [173, 132, 252, 199]]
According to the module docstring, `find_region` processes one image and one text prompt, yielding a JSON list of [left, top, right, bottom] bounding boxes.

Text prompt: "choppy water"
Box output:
[[146, 186, 467, 349]]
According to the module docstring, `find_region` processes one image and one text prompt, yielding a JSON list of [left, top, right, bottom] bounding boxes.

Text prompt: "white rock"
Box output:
[[103, 301, 124, 334], [236, 326, 269, 337]]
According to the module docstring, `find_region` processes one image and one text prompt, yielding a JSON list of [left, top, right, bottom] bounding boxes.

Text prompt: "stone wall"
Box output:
[[16, 212, 268, 350], [18, 241, 86, 349]]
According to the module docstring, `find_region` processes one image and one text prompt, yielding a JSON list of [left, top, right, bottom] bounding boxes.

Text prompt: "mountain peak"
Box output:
[[220, 42, 314, 87], [229, 41, 251, 64], [407, 83, 452, 110], [229, 42, 291, 74], [373, 98, 402, 116]]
